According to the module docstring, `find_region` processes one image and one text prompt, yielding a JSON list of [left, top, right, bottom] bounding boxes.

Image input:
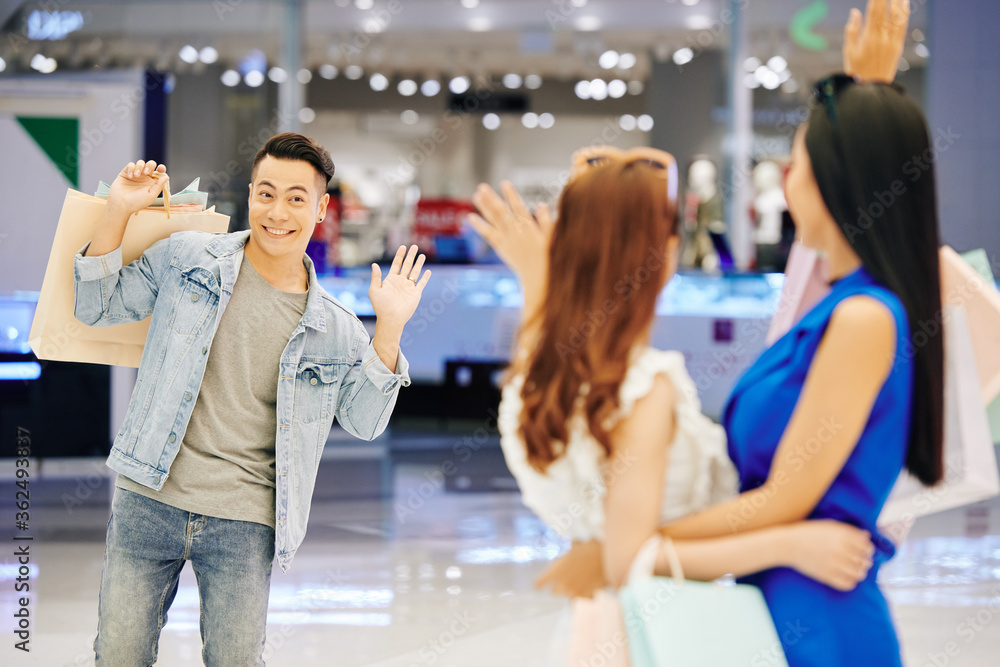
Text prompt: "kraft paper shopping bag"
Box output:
[[28, 189, 229, 367]]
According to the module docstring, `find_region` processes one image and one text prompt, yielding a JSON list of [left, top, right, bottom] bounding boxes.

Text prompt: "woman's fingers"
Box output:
[[466, 213, 499, 245], [501, 180, 532, 221], [472, 184, 511, 229]]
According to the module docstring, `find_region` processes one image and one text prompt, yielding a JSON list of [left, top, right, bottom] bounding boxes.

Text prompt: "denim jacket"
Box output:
[[74, 230, 410, 571]]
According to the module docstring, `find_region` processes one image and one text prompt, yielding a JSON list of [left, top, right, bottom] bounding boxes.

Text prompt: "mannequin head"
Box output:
[[687, 158, 718, 200], [753, 160, 784, 193]]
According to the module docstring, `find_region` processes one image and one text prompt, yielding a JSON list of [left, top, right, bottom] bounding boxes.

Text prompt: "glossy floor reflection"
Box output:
[[3, 462, 999, 666]]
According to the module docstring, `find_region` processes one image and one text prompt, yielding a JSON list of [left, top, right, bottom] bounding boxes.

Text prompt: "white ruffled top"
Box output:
[[499, 347, 739, 542]]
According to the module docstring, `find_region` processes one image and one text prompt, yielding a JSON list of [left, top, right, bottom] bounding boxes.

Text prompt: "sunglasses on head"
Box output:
[[570, 145, 679, 205], [813, 73, 905, 125]]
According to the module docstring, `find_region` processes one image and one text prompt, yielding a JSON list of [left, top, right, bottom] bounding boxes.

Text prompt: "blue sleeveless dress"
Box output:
[[722, 267, 912, 667]]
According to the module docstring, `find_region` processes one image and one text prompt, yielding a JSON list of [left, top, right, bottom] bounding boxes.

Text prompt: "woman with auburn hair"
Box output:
[[473, 2, 935, 665], [470, 151, 876, 662]]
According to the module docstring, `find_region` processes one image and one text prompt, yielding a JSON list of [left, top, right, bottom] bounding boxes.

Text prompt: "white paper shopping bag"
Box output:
[[878, 305, 1000, 525]]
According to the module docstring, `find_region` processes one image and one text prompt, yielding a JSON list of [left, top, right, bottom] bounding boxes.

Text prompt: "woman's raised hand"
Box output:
[[468, 181, 554, 296], [843, 0, 911, 83]]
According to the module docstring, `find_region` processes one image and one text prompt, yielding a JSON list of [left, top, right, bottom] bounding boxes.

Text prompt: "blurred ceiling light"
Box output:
[[898, 57, 911, 72], [179, 45, 199, 64], [570, 0, 588, 6], [449, 75, 470, 93], [298, 107, 316, 123], [538, 113, 555, 129], [608, 79, 627, 98], [268, 66, 288, 83], [199, 47, 219, 64], [673, 48, 694, 66], [767, 55, 787, 73], [599, 50, 619, 69], [244, 70, 265, 87], [914, 43, 930, 58], [30, 54, 57, 73], [637, 114, 654, 131], [355, 0, 374, 9], [589, 78, 608, 100], [297, 68, 312, 83], [685, 15, 712, 30], [618, 52, 637, 69], [401, 109, 420, 125], [469, 17, 492, 32], [503, 73, 522, 89], [744, 56, 761, 71], [574, 80, 592, 99], [911, 28, 925, 42], [574, 16, 601, 31], [319, 64, 339, 79], [421, 79, 441, 96], [781, 78, 800, 93], [344, 64, 364, 79], [369, 73, 389, 91], [0, 56, 6, 73], [628, 79, 645, 95], [397, 79, 418, 96], [524, 74, 543, 89], [521, 112, 539, 129], [460, 0, 479, 7], [483, 113, 501, 130], [220, 69, 241, 86], [682, 0, 700, 5], [619, 114, 637, 131]]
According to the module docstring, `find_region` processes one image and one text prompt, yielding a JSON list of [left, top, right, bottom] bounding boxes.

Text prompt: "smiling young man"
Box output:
[[74, 133, 429, 666]]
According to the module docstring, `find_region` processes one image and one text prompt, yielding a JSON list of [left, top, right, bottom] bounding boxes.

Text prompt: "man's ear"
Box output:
[[318, 192, 331, 220], [247, 181, 253, 205]]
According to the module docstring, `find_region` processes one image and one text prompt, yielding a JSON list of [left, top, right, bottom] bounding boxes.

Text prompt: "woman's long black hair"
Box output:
[[805, 81, 944, 486]]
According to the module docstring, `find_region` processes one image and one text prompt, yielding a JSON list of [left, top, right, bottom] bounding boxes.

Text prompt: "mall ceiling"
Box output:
[[1, 0, 930, 84]]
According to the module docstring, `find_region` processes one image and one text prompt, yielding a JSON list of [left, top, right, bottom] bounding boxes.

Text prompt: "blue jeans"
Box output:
[[94, 488, 275, 666]]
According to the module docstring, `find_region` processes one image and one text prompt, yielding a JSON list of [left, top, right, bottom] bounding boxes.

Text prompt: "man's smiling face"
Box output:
[[247, 155, 330, 261]]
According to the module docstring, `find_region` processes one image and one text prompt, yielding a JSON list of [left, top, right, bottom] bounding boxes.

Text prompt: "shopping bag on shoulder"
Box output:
[[618, 537, 788, 667], [28, 188, 229, 367], [765, 241, 830, 345]]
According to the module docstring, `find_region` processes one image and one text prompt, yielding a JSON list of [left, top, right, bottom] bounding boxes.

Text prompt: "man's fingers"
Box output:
[[415, 269, 432, 291], [389, 245, 406, 276], [370, 263, 382, 292], [408, 253, 426, 282], [399, 244, 419, 277]]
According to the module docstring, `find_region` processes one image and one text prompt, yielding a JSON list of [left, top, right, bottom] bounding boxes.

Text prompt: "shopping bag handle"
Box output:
[[627, 535, 685, 587]]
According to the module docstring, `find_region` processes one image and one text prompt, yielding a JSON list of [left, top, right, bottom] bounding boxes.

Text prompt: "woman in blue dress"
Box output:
[[473, 4, 945, 665]]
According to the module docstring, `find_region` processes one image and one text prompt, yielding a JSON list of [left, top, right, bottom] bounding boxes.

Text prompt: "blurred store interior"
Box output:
[[0, 1, 999, 665]]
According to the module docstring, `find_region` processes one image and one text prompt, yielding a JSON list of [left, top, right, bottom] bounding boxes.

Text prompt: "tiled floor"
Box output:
[[2, 461, 999, 666]]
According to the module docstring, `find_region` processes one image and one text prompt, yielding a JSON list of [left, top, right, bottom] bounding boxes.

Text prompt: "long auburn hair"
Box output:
[[805, 82, 944, 486], [518, 161, 679, 472]]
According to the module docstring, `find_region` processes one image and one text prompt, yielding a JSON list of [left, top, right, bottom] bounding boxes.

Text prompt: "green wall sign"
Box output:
[[790, 0, 830, 51]]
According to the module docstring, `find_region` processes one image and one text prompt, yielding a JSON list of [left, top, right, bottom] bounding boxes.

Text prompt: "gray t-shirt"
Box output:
[[118, 256, 309, 528]]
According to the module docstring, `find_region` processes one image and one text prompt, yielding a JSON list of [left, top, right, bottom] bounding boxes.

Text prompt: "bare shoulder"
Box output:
[[611, 371, 677, 453], [823, 294, 898, 375]]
